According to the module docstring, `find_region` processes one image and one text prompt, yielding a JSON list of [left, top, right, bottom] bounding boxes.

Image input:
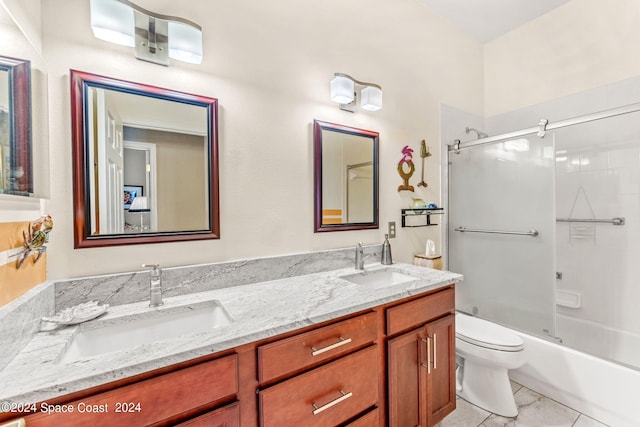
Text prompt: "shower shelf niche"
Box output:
[[401, 208, 444, 228]]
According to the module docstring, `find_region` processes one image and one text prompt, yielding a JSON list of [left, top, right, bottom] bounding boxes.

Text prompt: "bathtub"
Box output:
[[556, 313, 640, 368], [510, 325, 640, 427]]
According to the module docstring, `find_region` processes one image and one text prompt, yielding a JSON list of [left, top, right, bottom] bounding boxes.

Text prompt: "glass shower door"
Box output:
[[448, 135, 556, 337]]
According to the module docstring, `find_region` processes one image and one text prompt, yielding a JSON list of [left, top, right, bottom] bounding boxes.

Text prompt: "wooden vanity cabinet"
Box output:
[[17, 354, 239, 427], [256, 285, 455, 427], [4, 284, 456, 427], [386, 289, 456, 427]]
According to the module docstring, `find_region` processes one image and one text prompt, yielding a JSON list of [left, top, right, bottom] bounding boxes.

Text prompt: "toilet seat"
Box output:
[[456, 313, 524, 352]]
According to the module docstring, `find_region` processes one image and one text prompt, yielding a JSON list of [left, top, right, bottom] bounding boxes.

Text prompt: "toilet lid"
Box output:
[[456, 313, 524, 352]]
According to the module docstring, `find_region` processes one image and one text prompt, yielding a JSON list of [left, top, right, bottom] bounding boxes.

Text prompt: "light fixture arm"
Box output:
[[115, 0, 201, 31], [334, 73, 382, 91]]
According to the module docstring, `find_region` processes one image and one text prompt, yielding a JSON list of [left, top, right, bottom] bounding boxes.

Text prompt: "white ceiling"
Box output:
[[419, 0, 571, 43]]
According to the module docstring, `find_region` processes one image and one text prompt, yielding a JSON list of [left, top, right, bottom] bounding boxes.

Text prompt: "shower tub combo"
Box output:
[[443, 98, 640, 427]]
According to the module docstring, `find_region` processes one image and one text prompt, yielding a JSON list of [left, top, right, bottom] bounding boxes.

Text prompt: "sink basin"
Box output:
[[341, 268, 419, 289], [58, 300, 232, 364]]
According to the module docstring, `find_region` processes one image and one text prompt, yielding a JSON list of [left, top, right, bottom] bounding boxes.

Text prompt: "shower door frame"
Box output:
[[442, 100, 640, 272]]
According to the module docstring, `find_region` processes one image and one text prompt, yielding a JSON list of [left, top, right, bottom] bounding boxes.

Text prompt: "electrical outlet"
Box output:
[[388, 221, 396, 238]]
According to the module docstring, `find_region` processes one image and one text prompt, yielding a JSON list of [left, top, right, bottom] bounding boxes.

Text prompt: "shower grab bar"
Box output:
[[556, 217, 625, 226], [454, 226, 539, 237]]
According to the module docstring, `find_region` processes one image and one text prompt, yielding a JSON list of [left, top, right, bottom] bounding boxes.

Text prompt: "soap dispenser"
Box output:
[[381, 234, 393, 265]]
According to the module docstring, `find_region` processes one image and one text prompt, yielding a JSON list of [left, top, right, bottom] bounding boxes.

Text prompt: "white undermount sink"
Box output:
[[57, 300, 233, 364], [341, 268, 419, 289]]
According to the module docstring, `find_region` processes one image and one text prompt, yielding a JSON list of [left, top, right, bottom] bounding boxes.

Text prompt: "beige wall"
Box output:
[[484, 0, 640, 116], [39, 0, 484, 279], [0, 0, 42, 54], [156, 135, 207, 231], [3, 0, 639, 284]]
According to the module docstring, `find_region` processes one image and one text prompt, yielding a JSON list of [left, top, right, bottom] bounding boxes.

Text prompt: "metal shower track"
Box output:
[[447, 101, 640, 152]]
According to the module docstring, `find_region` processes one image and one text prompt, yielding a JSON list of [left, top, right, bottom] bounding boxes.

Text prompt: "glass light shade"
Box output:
[[330, 76, 355, 104], [90, 0, 135, 47], [169, 21, 203, 64], [360, 86, 382, 111]]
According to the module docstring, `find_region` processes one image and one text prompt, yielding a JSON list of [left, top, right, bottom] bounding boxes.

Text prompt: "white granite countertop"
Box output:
[[0, 262, 462, 405]]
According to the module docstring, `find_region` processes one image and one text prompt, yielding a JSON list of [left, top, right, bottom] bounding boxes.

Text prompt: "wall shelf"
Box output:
[[401, 208, 444, 227]]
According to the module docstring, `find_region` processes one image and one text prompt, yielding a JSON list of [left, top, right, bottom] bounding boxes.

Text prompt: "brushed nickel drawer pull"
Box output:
[[311, 336, 352, 356], [312, 390, 353, 415], [433, 333, 437, 370]]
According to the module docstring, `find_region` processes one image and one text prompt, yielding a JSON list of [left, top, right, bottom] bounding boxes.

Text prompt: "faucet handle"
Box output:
[[142, 263, 162, 277]]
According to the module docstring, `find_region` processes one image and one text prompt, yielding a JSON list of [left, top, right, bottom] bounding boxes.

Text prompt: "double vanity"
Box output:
[[0, 253, 461, 426]]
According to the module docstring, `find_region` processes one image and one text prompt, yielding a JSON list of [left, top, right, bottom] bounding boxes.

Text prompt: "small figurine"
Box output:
[[397, 145, 415, 192], [417, 139, 430, 188], [16, 215, 53, 269]]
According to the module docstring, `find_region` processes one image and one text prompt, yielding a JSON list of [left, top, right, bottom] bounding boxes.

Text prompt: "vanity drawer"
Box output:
[[386, 287, 454, 336], [345, 407, 379, 426], [257, 312, 378, 383], [175, 402, 240, 427], [23, 354, 238, 427], [259, 345, 378, 427]]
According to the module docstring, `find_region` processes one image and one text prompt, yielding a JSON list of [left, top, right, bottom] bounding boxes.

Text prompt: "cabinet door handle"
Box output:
[[420, 337, 431, 374], [311, 336, 352, 356], [433, 333, 437, 370], [427, 336, 432, 374], [311, 390, 353, 415]]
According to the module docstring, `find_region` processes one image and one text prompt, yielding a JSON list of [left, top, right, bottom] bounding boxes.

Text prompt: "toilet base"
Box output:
[[457, 359, 518, 417]]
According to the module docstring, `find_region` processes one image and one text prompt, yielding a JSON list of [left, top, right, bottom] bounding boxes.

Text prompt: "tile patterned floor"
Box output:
[[436, 382, 609, 427]]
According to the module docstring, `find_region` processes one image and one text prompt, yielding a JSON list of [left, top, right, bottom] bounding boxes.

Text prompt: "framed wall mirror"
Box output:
[[313, 120, 379, 232], [0, 55, 32, 195], [71, 70, 219, 248]]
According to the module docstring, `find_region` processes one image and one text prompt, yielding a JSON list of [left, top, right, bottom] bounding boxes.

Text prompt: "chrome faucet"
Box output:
[[142, 264, 163, 307], [355, 243, 364, 270]]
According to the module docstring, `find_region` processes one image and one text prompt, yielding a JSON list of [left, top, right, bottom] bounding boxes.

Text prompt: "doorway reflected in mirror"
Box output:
[[313, 120, 379, 232]]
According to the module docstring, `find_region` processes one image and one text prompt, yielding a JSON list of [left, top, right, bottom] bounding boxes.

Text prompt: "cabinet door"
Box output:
[[387, 314, 456, 427], [425, 314, 456, 425], [387, 326, 427, 427]]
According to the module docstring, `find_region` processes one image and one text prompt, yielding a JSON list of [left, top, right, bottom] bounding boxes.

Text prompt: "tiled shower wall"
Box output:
[[486, 75, 640, 364], [554, 116, 640, 334]]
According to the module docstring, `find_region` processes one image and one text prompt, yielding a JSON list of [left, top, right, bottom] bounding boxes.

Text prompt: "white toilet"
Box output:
[[455, 312, 526, 417]]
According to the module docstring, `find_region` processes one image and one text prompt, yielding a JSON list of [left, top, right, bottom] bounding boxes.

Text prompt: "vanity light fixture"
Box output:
[[89, 0, 203, 66], [330, 73, 382, 112]]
